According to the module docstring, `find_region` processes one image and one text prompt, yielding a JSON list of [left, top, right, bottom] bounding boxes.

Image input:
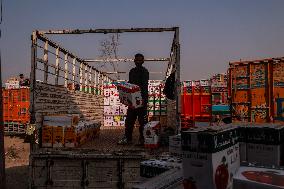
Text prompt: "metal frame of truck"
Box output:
[[29, 27, 181, 189]]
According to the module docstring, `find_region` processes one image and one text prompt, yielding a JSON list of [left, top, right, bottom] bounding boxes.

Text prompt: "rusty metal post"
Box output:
[[55, 47, 60, 85], [0, 50, 6, 189], [43, 41, 48, 83], [174, 27, 181, 133], [64, 53, 68, 87]]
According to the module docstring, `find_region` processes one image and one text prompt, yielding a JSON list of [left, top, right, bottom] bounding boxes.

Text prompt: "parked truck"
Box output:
[[28, 27, 181, 189]]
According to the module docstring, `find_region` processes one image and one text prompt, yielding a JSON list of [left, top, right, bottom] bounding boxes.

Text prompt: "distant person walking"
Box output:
[[118, 53, 149, 145]]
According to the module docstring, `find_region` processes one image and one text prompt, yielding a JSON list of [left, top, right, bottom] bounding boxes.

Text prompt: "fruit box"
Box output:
[[233, 165, 284, 189], [238, 123, 284, 166], [117, 82, 143, 109], [182, 126, 240, 189], [143, 121, 161, 149], [42, 125, 53, 148], [52, 126, 64, 148]]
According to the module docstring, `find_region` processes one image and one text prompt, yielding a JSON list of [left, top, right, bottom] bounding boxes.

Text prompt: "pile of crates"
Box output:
[[148, 80, 167, 126], [42, 114, 101, 148], [181, 80, 212, 128], [103, 82, 127, 126], [2, 87, 30, 134], [228, 57, 284, 122]]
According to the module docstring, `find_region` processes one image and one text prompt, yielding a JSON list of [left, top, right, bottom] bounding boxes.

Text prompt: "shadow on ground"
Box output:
[[5, 165, 29, 189]]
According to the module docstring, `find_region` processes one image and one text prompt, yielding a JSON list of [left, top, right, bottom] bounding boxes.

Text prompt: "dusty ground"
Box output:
[[4, 135, 30, 189]]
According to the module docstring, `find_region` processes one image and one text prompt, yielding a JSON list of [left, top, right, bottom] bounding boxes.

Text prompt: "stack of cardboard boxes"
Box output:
[[42, 114, 101, 148], [103, 83, 127, 126], [148, 80, 167, 126]]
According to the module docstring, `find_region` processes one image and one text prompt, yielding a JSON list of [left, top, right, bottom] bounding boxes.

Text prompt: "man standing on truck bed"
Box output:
[[118, 53, 149, 145]]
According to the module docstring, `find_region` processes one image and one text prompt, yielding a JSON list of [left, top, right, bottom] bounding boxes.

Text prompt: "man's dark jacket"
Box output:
[[129, 65, 149, 103]]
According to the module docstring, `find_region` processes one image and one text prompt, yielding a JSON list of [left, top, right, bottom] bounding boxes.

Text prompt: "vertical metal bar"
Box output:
[[30, 31, 37, 129], [0, 47, 6, 189], [55, 48, 59, 85], [101, 74, 105, 94], [94, 70, 97, 94], [89, 66, 92, 93], [72, 58, 76, 88], [84, 65, 88, 92], [43, 41, 48, 83], [79, 62, 83, 91], [174, 27, 181, 133], [64, 54, 68, 87], [97, 72, 101, 95]]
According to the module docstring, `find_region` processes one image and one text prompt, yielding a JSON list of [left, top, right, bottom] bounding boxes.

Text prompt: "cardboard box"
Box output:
[[144, 121, 161, 149], [233, 165, 284, 189], [52, 126, 64, 148], [182, 126, 240, 189], [104, 97, 110, 105], [169, 134, 182, 157], [43, 114, 78, 127], [117, 82, 143, 109], [238, 123, 284, 166], [64, 127, 77, 147], [42, 125, 53, 147]]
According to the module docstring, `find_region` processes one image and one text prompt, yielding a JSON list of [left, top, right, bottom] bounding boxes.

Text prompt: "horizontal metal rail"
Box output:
[[38, 27, 178, 35], [84, 58, 170, 63]]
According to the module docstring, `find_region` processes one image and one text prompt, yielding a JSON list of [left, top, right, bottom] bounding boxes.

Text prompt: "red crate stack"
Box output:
[[181, 80, 212, 128]]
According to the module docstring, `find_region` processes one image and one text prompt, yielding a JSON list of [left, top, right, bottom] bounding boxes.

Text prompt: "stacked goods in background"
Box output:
[[211, 73, 228, 105], [148, 80, 167, 126], [228, 57, 284, 123], [211, 73, 230, 120], [181, 80, 212, 128], [181, 125, 240, 189], [5, 77, 20, 89], [103, 82, 127, 126], [233, 164, 284, 189], [2, 87, 30, 134], [238, 123, 284, 166], [42, 114, 101, 148]]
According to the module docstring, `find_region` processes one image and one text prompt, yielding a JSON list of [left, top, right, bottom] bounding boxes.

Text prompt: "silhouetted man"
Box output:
[[118, 53, 149, 145]]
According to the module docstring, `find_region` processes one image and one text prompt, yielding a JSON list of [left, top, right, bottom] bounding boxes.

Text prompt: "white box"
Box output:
[[144, 121, 161, 148], [117, 82, 143, 109], [104, 97, 110, 105], [103, 88, 110, 97], [182, 126, 240, 189], [104, 116, 113, 126], [104, 106, 112, 115], [233, 166, 284, 189]]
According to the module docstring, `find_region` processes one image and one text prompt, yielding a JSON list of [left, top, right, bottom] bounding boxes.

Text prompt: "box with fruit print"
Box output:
[[233, 165, 284, 189], [117, 82, 143, 109], [181, 126, 240, 189]]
